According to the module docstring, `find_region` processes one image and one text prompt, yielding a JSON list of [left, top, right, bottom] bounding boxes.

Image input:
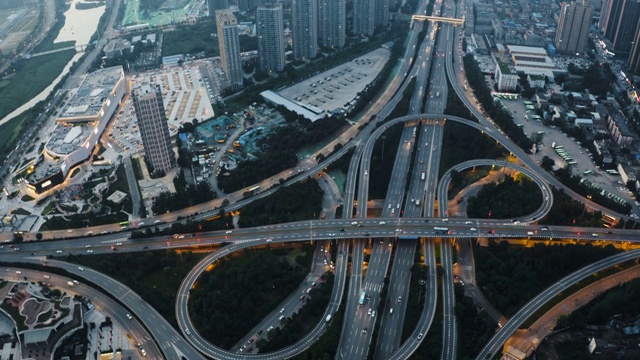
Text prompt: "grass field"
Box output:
[[0, 113, 28, 160], [0, 49, 75, 120], [162, 20, 220, 57]]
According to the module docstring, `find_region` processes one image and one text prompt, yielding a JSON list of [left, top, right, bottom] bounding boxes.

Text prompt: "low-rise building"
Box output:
[[606, 111, 636, 148], [103, 39, 132, 59], [495, 59, 518, 91], [527, 74, 545, 89]]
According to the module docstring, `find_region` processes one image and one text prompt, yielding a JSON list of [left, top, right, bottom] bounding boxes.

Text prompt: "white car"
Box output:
[[225, 230, 233, 234], [78, 267, 84, 271], [56, 250, 62, 254], [126, 313, 133, 320], [44, 275, 50, 279]]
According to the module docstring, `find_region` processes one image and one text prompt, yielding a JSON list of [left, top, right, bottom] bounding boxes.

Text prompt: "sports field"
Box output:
[[121, 0, 201, 27]]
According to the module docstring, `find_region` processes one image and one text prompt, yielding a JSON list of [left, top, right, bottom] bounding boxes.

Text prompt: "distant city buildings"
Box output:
[[132, 84, 176, 176], [318, 0, 346, 48], [554, 0, 593, 55], [627, 24, 640, 73], [257, 4, 285, 73], [375, 0, 389, 29], [352, 0, 375, 36], [216, 9, 243, 89], [208, 0, 229, 12], [292, 0, 318, 60], [599, 0, 640, 55]]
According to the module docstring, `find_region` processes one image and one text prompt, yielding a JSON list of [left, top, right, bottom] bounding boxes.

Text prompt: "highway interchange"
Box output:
[[4, 0, 640, 359]]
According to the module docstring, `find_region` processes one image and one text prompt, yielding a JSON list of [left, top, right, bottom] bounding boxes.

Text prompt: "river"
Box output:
[[0, 0, 106, 127]]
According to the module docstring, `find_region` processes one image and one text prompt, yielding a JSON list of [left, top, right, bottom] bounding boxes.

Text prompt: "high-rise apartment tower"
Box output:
[[257, 4, 286, 72], [132, 84, 176, 175], [292, 0, 318, 60], [216, 9, 243, 89]]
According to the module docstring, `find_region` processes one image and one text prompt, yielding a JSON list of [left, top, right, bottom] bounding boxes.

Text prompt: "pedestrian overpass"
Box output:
[[411, 15, 465, 26]]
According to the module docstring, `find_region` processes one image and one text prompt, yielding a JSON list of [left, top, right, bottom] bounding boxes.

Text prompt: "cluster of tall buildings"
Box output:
[[214, 1, 391, 86], [552, 0, 640, 73], [598, 0, 640, 73], [554, 0, 593, 55]]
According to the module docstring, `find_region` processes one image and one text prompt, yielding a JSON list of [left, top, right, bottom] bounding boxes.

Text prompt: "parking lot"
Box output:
[[108, 62, 218, 154], [277, 47, 391, 114], [499, 96, 637, 211]]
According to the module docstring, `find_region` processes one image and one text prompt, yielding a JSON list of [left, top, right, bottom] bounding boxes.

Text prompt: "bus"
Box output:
[[412, 128, 416, 138], [359, 291, 366, 306], [119, 221, 129, 227], [584, 170, 593, 175], [248, 185, 260, 193], [434, 227, 449, 234], [568, 161, 577, 165]]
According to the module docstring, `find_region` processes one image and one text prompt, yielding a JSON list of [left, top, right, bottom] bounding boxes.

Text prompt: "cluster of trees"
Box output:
[[238, 181, 323, 227], [218, 112, 347, 193], [291, 304, 344, 360], [439, 121, 504, 177], [475, 242, 620, 316], [539, 188, 603, 227], [466, 176, 542, 219], [69, 250, 205, 326], [152, 171, 216, 214], [563, 63, 612, 97], [258, 272, 334, 352], [567, 278, 640, 327], [189, 246, 313, 349], [455, 285, 496, 359], [369, 122, 405, 199], [463, 54, 534, 151]]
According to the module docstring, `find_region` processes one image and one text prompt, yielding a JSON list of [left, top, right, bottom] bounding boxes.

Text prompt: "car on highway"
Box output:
[[44, 275, 50, 279], [280, 308, 285, 313], [470, 228, 477, 231], [267, 326, 274, 331], [78, 267, 84, 271], [592, 233, 599, 237], [397, 296, 402, 303], [56, 250, 62, 254], [225, 230, 233, 234], [279, 315, 285, 321], [126, 313, 133, 320], [417, 332, 424, 339], [86, 250, 93, 253], [368, 308, 372, 315]]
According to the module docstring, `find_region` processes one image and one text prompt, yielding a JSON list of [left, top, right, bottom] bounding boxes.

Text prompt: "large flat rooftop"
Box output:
[[57, 66, 124, 122], [276, 47, 390, 115]]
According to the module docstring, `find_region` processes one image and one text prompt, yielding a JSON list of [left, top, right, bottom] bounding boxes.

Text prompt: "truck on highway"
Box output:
[[325, 314, 332, 323], [359, 291, 366, 306], [415, 199, 420, 206], [421, 171, 426, 181], [67, 281, 75, 287], [412, 128, 416, 138]]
